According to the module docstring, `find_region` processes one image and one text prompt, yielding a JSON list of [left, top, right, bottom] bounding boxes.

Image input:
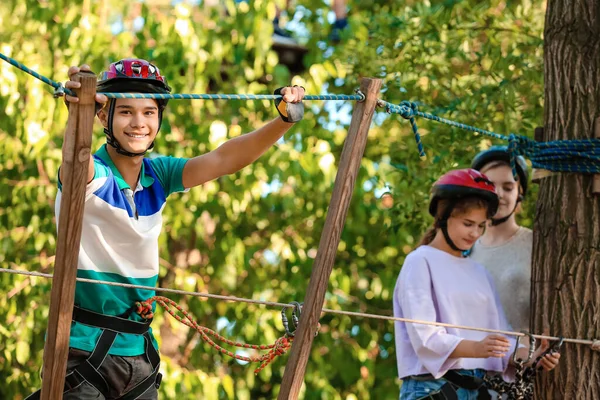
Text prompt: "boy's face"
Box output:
[[99, 98, 160, 155]]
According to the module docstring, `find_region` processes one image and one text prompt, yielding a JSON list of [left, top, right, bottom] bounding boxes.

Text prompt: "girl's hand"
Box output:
[[476, 334, 512, 358], [532, 338, 561, 371], [537, 351, 561, 371]]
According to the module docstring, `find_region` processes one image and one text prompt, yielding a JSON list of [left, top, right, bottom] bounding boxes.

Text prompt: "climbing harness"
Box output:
[[411, 370, 491, 400], [26, 306, 162, 400], [410, 333, 564, 400]]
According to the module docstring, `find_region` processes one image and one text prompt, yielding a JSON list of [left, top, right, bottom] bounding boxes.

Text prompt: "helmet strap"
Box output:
[[490, 193, 523, 226], [437, 198, 468, 253], [438, 221, 465, 252]]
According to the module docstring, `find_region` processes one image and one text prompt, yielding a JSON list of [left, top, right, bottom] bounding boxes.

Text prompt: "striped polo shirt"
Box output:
[[55, 144, 188, 356]]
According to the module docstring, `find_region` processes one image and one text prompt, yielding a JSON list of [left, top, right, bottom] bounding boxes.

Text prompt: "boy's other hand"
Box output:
[[274, 85, 305, 123]]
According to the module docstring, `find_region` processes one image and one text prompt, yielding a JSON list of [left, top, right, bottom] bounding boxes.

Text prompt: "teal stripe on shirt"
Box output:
[[70, 269, 159, 356]]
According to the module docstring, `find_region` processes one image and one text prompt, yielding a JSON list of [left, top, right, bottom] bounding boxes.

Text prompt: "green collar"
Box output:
[[95, 144, 154, 190]]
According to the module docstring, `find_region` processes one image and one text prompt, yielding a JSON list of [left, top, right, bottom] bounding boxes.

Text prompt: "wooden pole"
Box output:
[[40, 71, 96, 400], [277, 77, 381, 400], [594, 117, 600, 195]]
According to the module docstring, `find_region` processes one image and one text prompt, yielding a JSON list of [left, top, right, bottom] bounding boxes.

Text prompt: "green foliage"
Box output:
[[0, 0, 544, 398]]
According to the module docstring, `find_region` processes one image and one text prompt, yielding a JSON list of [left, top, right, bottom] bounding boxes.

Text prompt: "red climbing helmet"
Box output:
[[97, 58, 171, 97], [429, 168, 499, 217]]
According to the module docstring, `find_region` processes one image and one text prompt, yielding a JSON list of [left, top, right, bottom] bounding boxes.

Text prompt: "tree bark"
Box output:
[[532, 1, 600, 398]]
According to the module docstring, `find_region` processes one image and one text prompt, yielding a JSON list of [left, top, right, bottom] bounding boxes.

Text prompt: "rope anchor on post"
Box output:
[[281, 301, 320, 338]]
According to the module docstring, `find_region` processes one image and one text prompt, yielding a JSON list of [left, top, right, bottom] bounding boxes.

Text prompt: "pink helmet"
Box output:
[[97, 58, 171, 96]]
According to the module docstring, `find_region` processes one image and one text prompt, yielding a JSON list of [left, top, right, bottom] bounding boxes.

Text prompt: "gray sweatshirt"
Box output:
[[469, 227, 532, 333]]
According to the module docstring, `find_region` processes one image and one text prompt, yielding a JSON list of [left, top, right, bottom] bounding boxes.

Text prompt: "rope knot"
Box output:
[[135, 300, 154, 320], [507, 134, 532, 180], [398, 101, 418, 119]]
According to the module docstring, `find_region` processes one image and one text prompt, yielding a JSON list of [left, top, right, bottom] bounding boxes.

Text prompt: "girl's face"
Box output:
[[481, 164, 521, 219], [446, 206, 488, 249]]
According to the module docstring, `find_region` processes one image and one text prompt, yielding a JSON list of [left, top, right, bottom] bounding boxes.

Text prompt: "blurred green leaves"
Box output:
[[0, 0, 544, 398]]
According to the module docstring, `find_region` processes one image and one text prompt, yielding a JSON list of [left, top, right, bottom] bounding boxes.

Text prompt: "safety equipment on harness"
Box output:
[[27, 306, 162, 400], [483, 334, 564, 400], [429, 169, 499, 252], [97, 59, 171, 158], [410, 370, 491, 400], [471, 146, 528, 226]]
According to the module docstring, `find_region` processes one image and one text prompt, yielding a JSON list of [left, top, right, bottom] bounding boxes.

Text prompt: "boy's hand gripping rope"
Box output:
[[135, 296, 318, 374]]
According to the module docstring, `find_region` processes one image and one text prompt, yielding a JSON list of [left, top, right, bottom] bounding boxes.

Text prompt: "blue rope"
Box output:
[[100, 92, 364, 101], [3, 51, 599, 176], [0, 53, 74, 97], [0, 52, 364, 102], [381, 100, 600, 176], [384, 101, 427, 160]]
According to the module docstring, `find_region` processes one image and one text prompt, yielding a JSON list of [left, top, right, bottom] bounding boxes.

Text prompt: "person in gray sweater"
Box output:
[[469, 146, 531, 334], [469, 147, 532, 399]]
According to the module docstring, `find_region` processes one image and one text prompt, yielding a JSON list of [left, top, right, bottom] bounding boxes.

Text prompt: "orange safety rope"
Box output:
[[136, 296, 293, 374]]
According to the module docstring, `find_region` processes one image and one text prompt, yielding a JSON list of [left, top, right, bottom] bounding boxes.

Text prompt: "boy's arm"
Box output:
[[59, 64, 108, 185], [182, 87, 304, 189]]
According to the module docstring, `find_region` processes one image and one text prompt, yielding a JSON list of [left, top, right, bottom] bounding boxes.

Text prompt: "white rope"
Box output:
[[1, 267, 598, 347]]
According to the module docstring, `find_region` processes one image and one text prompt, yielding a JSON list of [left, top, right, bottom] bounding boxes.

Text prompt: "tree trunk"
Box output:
[[532, 1, 600, 398]]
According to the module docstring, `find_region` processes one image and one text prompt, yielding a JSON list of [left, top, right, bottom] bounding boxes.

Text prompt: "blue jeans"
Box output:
[[400, 369, 486, 400]]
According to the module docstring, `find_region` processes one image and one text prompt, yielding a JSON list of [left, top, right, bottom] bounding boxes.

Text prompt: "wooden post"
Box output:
[[594, 117, 600, 195], [277, 77, 381, 400], [40, 72, 96, 400]]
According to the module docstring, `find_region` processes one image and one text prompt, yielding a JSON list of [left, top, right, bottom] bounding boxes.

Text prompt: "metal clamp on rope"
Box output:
[[355, 89, 366, 102], [281, 301, 302, 337], [53, 83, 66, 98], [512, 331, 536, 366], [281, 301, 320, 338]]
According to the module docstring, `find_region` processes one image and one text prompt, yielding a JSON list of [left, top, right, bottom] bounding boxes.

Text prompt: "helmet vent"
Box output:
[[131, 62, 142, 75]]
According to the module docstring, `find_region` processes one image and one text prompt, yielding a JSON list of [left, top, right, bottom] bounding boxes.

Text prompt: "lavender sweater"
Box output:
[[393, 245, 516, 380]]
